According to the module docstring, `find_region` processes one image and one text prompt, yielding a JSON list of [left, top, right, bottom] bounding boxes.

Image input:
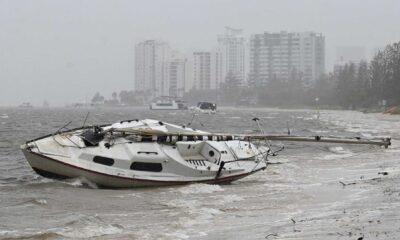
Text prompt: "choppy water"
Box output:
[[0, 107, 400, 239]]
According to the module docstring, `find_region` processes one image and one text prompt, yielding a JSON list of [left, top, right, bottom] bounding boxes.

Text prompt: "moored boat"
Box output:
[[150, 98, 188, 110], [191, 102, 217, 114]]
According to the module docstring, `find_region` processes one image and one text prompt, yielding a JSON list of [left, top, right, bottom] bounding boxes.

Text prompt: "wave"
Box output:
[[12, 198, 48, 207], [327, 146, 352, 154], [0, 215, 124, 239], [58, 215, 124, 238], [0, 231, 62, 240], [177, 183, 224, 194], [62, 177, 99, 189]]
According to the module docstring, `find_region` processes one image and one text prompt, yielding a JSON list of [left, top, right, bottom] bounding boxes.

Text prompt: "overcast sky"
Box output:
[[1, 0, 399, 106]]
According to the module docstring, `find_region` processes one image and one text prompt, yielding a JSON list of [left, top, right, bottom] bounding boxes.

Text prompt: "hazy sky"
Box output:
[[1, 0, 399, 106]]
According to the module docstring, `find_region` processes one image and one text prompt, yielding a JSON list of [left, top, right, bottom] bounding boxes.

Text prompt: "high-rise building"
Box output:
[[192, 52, 211, 90], [192, 51, 223, 90], [248, 31, 325, 87], [135, 40, 171, 97], [217, 27, 246, 84], [135, 40, 191, 98], [168, 52, 190, 97]]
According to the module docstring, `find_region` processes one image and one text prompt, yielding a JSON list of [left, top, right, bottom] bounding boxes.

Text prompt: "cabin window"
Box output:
[[209, 150, 215, 157], [93, 156, 114, 166], [130, 162, 162, 172]]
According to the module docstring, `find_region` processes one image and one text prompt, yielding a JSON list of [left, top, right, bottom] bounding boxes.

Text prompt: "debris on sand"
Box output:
[[339, 181, 356, 187], [265, 233, 278, 239]]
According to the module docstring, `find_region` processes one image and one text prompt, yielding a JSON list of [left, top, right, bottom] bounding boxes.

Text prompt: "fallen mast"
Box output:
[[251, 135, 391, 148], [110, 128, 391, 148]]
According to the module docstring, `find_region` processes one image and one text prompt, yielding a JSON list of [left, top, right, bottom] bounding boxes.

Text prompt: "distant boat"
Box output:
[[19, 102, 33, 108], [191, 102, 217, 114], [150, 97, 188, 110]]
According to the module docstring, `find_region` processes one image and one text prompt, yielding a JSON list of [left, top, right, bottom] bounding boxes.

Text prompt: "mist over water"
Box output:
[[0, 107, 399, 239]]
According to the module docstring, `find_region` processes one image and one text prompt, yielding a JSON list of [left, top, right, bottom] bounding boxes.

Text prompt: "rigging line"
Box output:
[[223, 149, 271, 163], [82, 111, 90, 128], [187, 113, 197, 126], [56, 121, 72, 133], [251, 150, 269, 172], [252, 117, 275, 150]]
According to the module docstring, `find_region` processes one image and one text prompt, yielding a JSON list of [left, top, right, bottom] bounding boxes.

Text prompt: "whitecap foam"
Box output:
[[164, 199, 200, 209], [360, 132, 373, 138], [0, 231, 61, 240], [164, 198, 222, 224], [215, 194, 244, 205], [0, 230, 17, 236], [58, 215, 124, 238], [58, 224, 123, 238], [112, 192, 141, 199], [310, 129, 330, 134], [198, 207, 223, 217], [35, 199, 48, 205], [177, 207, 223, 228], [0, 114, 9, 119], [15, 198, 48, 206], [327, 146, 352, 154], [164, 231, 190, 239], [63, 177, 98, 189], [178, 183, 224, 194], [322, 153, 353, 160]]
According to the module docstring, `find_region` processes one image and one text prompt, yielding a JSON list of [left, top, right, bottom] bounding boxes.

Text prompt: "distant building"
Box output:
[[135, 40, 189, 98], [168, 53, 190, 97], [217, 27, 246, 85], [334, 46, 368, 77], [333, 60, 366, 77], [192, 51, 223, 90], [135, 40, 171, 97], [188, 27, 245, 91], [336, 46, 366, 63], [248, 31, 325, 87]]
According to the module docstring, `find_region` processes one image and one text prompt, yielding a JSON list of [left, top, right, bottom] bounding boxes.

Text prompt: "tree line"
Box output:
[[216, 41, 400, 109], [319, 41, 399, 109]]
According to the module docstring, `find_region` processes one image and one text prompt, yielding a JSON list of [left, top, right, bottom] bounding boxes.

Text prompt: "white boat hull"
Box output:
[[22, 148, 265, 188]]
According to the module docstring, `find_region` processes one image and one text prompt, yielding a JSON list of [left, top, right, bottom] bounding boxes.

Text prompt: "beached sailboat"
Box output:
[[20, 119, 270, 188], [20, 118, 390, 188]]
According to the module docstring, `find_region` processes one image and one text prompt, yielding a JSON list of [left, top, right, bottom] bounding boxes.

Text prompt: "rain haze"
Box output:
[[1, 0, 400, 106], [2, 1, 400, 239]]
